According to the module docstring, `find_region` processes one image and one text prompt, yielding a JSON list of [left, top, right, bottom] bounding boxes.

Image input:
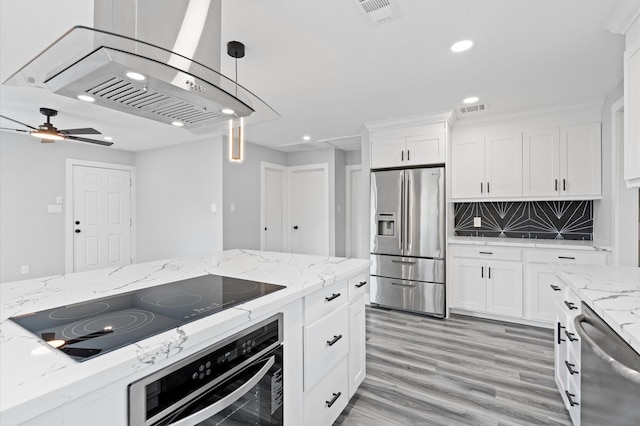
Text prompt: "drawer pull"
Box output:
[[564, 301, 578, 311], [326, 392, 342, 408], [564, 330, 579, 342], [565, 390, 579, 407], [479, 251, 493, 255], [558, 256, 576, 260], [550, 284, 562, 291], [391, 282, 417, 288], [325, 293, 341, 302], [391, 260, 417, 265], [557, 322, 566, 345], [355, 281, 367, 288], [565, 360, 579, 375], [327, 335, 343, 347]]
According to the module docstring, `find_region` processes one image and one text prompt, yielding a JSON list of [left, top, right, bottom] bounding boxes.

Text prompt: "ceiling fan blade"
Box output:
[[0, 127, 30, 133], [59, 128, 101, 135], [0, 114, 37, 130], [65, 135, 113, 146]]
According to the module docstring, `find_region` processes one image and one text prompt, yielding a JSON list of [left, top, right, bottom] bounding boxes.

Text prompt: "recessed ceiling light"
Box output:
[[451, 40, 474, 53], [77, 94, 95, 102], [171, 121, 184, 127], [221, 108, 235, 115], [104, 136, 113, 141], [463, 96, 479, 104], [303, 135, 311, 141], [126, 71, 146, 81]]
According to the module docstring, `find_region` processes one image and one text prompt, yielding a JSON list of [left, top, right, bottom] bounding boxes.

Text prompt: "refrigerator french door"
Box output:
[[370, 167, 445, 317]]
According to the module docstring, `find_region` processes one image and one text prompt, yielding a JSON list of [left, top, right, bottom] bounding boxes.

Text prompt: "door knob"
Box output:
[[75, 229, 81, 233], [75, 220, 80, 225], [293, 226, 298, 229]]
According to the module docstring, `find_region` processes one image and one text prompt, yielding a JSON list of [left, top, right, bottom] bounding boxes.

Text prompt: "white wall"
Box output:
[[334, 149, 346, 257], [345, 150, 362, 166], [135, 137, 223, 262], [222, 140, 286, 250], [0, 132, 134, 282]]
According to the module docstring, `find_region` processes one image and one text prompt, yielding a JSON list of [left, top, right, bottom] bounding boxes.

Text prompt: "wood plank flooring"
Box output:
[[335, 307, 571, 426]]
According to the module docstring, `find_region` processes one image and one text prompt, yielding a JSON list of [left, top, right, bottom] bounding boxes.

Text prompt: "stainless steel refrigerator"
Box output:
[[370, 166, 445, 317]]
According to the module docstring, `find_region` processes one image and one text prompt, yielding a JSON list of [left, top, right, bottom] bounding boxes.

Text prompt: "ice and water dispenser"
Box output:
[[376, 213, 396, 237]]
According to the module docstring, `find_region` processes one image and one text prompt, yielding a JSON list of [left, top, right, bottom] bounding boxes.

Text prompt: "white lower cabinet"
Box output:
[[302, 270, 368, 425]]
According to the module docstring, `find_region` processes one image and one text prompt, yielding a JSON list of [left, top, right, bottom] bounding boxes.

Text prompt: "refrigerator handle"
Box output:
[[399, 176, 404, 252], [404, 173, 410, 252], [574, 315, 640, 384]]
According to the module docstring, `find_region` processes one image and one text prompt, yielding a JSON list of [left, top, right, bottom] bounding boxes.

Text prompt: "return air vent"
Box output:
[[354, 0, 402, 24], [459, 103, 488, 114]]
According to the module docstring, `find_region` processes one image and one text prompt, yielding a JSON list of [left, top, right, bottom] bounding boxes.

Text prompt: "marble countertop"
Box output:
[[448, 236, 610, 251], [555, 264, 640, 354], [0, 249, 369, 424]]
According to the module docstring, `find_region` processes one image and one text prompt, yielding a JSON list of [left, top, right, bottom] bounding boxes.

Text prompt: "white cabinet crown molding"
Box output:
[[364, 109, 455, 133], [605, 0, 640, 34]]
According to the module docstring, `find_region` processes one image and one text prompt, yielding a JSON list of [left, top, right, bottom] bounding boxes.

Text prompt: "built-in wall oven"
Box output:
[[129, 314, 283, 426]]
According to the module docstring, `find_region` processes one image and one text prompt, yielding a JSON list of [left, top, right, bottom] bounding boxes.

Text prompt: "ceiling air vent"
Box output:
[[355, 0, 402, 25], [459, 103, 488, 114]]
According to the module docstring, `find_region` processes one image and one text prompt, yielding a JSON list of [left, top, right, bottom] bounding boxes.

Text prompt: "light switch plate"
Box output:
[[21, 265, 29, 275], [473, 217, 481, 227]]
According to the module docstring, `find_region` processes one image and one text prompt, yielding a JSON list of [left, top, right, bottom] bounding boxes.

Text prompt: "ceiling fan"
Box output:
[[0, 107, 113, 146]]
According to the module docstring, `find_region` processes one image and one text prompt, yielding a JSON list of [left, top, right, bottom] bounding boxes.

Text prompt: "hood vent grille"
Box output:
[[355, 0, 401, 24]]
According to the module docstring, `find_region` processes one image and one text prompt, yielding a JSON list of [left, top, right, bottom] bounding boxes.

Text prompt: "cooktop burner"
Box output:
[[10, 275, 285, 362]]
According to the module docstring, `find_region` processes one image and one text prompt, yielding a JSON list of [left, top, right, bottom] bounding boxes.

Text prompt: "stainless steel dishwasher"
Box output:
[[574, 302, 640, 426]]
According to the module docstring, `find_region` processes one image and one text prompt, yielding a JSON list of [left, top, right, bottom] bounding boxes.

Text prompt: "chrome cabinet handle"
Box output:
[[574, 315, 640, 384], [550, 284, 562, 291], [327, 335, 343, 347], [565, 390, 579, 407], [355, 281, 367, 288], [565, 360, 579, 375], [325, 293, 341, 302], [326, 392, 342, 408]]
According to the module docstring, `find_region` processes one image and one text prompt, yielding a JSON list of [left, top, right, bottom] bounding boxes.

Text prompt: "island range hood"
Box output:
[[3, 1, 278, 134]]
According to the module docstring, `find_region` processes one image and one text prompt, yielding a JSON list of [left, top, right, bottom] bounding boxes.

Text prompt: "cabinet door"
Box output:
[[450, 258, 486, 311], [524, 263, 559, 323], [452, 136, 484, 199], [405, 132, 445, 166], [559, 123, 601, 197], [484, 132, 523, 197], [624, 40, 640, 187], [523, 128, 560, 197], [371, 138, 405, 169], [348, 295, 366, 398], [486, 260, 523, 317]]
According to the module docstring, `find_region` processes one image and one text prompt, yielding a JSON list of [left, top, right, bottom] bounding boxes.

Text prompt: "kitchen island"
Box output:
[[0, 249, 369, 425]]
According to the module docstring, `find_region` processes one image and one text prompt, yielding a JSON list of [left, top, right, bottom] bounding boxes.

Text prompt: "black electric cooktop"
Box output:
[[10, 275, 285, 362]]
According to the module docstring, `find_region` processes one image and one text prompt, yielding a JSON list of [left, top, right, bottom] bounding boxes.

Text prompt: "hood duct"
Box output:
[[3, 1, 278, 134]]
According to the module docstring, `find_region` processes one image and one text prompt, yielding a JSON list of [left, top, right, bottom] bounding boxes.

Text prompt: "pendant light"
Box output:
[[227, 41, 245, 162]]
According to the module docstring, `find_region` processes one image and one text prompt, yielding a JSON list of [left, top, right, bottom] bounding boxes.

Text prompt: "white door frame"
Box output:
[[345, 164, 362, 258], [287, 163, 330, 256], [260, 161, 288, 251], [65, 159, 137, 273]]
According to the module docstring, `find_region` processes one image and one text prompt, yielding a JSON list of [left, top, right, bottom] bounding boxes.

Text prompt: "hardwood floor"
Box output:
[[335, 307, 571, 426]]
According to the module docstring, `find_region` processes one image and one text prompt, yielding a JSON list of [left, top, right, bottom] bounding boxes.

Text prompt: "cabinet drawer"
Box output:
[[452, 246, 522, 261], [305, 279, 348, 325], [304, 304, 349, 391], [348, 272, 368, 302], [528, 249, 608, 265], [304, 357, 349, 426]]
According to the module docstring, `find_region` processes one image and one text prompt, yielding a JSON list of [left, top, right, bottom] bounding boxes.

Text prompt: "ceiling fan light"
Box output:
[[31, 131, 64, 141], [77, 94, 95, 102]]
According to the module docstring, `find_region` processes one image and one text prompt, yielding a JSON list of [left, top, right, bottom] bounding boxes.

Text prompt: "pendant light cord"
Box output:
[[235, 57, 238, 97]]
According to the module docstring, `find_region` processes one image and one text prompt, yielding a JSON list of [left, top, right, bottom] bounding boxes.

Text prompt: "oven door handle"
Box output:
[[574, 315, 640, 385], [169, 355, 276, 426]]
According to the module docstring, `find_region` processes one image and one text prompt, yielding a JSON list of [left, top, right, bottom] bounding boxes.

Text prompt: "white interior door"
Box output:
[[261, 162, 287, 252], [288, 164, 329, 256], [345, 165, 362, 258], [72, 165, 132, 272]]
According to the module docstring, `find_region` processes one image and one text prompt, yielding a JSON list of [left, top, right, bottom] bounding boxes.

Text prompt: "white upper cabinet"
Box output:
[[523, 124, 601, 198], [625, 17, 640, 187], [452, 131, 523, 199], [367, 118, 449, 169]]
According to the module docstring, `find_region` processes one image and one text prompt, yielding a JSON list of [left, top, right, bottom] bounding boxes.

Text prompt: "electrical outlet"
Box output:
[[210, 203, 217, 213], [230, 203, 236, 212], [473, 217, 482, 227], [21, 265, 29, 275]]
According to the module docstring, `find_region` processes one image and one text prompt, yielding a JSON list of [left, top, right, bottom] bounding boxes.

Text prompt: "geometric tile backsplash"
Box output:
[[454, 201, 593, 240]]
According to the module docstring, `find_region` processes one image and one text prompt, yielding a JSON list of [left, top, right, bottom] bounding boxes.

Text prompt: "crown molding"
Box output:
[[605, 0, 640, 34], [364, 109, 455, 132]]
